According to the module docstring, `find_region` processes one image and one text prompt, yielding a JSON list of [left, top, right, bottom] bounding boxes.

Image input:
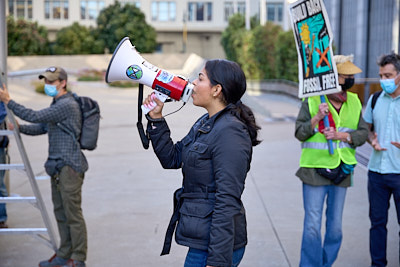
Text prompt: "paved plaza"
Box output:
[[0, 76, 398, 267]]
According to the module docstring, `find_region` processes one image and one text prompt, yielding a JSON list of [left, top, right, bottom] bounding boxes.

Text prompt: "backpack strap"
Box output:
[[57, 122, 79, 144], [370, 90, 382, 132], [56, 93, 80, 146], [371, 90, 382, 110], [137, 83, 150, 149]]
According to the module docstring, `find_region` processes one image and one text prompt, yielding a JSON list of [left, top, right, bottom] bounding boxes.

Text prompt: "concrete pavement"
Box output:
[[0, 78, 398, 267]]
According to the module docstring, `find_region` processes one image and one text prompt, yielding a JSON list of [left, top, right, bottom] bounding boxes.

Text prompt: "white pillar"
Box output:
[[246, 0, 250, 30], [393, 0, 400, 52], [260, 0, 266, 26]]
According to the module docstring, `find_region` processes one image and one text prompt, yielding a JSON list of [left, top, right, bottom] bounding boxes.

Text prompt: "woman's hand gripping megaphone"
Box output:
[[143, 92, 166, 118], [141, 91, 169, 115]]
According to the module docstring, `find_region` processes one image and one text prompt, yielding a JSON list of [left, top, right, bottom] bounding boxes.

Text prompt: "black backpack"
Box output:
[[58, 93, 100, 150]]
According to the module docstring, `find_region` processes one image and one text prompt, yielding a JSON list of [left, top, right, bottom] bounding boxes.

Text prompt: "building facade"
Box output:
[[324, 0, 400, 102], [6, 0, 290, 59]]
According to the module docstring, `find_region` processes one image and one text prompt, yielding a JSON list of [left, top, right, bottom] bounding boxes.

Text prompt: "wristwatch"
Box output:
[[346, 134, 352, 143]]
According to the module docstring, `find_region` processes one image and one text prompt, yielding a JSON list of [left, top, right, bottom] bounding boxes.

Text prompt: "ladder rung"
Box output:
[[0, 130, 14, 136], [0, 196, 36, 203], [35, 175, 50, 180], [0, 163, 25, 170], [0, 228, 48, 235]]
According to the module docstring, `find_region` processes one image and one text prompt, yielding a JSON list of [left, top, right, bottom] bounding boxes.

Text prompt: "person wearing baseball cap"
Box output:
[[0, 66, 88, 267], [295, 55, 368, 267], [38, 66, 68, 98], [39, 66, 68, 80]]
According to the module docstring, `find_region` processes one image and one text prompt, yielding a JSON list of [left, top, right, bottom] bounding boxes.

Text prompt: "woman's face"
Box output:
[[191, 67, 216, 108]]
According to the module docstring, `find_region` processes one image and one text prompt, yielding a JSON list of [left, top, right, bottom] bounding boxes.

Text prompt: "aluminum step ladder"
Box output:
[[0, 85, 57, 251]]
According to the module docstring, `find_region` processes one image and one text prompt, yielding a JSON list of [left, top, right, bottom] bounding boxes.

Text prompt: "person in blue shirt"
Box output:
[[0, 101, 9, 228], [363, 52, 400, 267]]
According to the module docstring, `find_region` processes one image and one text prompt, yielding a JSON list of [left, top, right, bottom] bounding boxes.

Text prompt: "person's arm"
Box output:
[[206, 122, 251, 267], [362, 95, 387, 151], [391, 141, 400, 149], [366, 123, 387, 151], [349, 115, 369, 147], [19, 123, 48, 136], [144, 93, 184, 169], [295, 99, 328, 142], [146, 116, 184, 169], [323, 112, 368, 146], [0, 83, 50, 135], [7, 99, 69, 124]]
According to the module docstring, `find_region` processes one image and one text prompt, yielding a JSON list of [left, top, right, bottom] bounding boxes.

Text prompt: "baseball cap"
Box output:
[[38, 67, 68, 81]]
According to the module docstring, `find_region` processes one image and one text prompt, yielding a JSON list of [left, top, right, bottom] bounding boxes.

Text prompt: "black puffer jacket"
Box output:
[[147, 104, 252, 267]]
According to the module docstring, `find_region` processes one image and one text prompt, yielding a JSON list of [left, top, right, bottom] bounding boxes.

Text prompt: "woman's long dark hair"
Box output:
[[205, 59, 261, 146]]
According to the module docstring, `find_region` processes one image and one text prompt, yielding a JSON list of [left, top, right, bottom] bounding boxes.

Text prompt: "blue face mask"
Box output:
[[380, 76, 399, 94], [44, 84, 58, 97]]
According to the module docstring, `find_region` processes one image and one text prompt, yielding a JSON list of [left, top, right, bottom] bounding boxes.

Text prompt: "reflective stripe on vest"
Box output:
[[299, 93, 361, 168]]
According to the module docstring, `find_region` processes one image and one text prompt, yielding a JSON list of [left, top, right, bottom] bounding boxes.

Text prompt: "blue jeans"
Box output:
[[300, 183, 347, 267], [368, 171, 400, 267], [0, 148, 8, 222], [184, 246, 245, 267]]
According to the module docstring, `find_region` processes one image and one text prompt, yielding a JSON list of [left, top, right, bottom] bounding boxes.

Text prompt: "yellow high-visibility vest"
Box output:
[[299, 92, 361, 168]]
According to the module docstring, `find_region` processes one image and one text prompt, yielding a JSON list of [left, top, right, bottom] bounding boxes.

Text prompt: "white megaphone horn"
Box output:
[[106, 37, 194, 114]]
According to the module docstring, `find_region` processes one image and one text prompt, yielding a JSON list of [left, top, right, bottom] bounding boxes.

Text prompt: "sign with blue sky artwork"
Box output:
[[288, 0, 340, 98]]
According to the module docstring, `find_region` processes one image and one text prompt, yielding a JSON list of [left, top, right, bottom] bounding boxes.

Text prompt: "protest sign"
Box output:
[[288, 0, 340, 98]]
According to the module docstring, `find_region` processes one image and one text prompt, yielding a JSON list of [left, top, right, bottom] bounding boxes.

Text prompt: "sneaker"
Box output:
[[61, 259, 86, 267], [0, 221, 8, 228], [39, 254, 68, 267]]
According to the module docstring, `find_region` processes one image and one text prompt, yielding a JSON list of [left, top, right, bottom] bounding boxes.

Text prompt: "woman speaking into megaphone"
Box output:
[[143, 59, 261, 267]]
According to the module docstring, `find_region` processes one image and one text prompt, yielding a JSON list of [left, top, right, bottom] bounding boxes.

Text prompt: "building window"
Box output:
[[8, 0, 33, 19], [224, 2, 234, 22], [237, 1, 245, 16], [224, 1, 246, 21], [188, 2, 212, 21], [266, 3, 283, 23], [44, 0, 69, 19], [80, 0, 104, 20], [151, 1, 176, 21], [120, 0, 141, 8]]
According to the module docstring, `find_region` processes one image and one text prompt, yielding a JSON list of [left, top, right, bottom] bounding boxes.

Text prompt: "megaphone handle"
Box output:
[[141, 91, 169, 114]]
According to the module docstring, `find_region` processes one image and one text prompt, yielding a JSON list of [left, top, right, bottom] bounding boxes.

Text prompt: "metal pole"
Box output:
[[0, 0, 8, 83], [246, 0, 250, 30], [182, 10, 187, 53]]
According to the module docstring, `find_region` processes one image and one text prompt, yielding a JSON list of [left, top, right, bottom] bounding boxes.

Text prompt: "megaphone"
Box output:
[[106, 37, 194, 114]]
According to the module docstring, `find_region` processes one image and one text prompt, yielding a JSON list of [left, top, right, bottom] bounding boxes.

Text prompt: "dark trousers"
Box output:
[[368, 171, 400, 267], [51, 165, 87, 261]]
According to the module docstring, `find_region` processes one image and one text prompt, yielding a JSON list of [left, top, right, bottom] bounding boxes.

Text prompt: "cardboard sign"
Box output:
[[288, 0, 340, 98]]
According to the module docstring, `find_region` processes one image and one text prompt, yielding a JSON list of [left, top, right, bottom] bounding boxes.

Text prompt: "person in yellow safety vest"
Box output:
[[295, 54, 368, 267]]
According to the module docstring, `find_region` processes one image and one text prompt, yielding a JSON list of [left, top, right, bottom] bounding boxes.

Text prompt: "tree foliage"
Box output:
[[221, 15, 298, 82], [96, 2, 157, 53], [275, 30, 298, 82], [53, 22, 104, 55], [7, 16, 50, 55], [221, 14, 246, 63], [248, 22, 282, 79]]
